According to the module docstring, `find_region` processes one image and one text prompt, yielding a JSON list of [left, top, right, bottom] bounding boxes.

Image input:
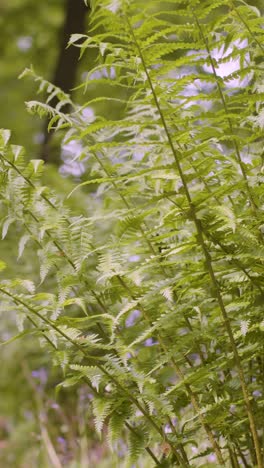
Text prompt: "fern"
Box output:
[[1, 0, 264, 466]]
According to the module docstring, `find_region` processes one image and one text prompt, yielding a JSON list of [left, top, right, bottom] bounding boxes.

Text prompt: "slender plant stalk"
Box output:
[[1, 153, 190, 463], [125, 12, 263, 467], [235, 443, 250, 467], [117, 260, 225, 464], [82, 136, 220, 461], [124, 422, 162, 466], [34, 315, 162, 467], [192, 11, 258, 213], [192, 12, 263, 466], [229, 0, 264, 53], [166, 416, 190, 466], [228, 446, 240, 468], [1, 105, 222, 465], [22, 362, 63, 468], [27, 312, 163, 466], [0, 286, 184, 463], [125, 16, 227, 466]]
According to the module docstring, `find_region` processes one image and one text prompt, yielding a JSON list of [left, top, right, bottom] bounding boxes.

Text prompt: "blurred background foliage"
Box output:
[[0, 0, 263, 466], [0, 0, 62, 153]]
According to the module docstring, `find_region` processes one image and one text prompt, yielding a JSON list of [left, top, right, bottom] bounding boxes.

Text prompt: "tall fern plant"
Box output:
[[1, 0, 264, 466]]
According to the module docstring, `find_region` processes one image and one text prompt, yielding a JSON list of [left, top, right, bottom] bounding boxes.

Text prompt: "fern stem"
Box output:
[[83, 374, 164, 466], [117, 255, 225, 464], [167, 182, 264, 297], [101, 281, 188, 465], [0, 152, 58, 211], [125, 11, 262, 465], [27, 316, 57, 350], [182, 162, 264, 293], [229, 0, 264, 53], [102, 278, 189, 464], [166, 416, 190, 466], [0, 155, 112, 341], [125, 15, 226, 465], [190, 199, 262, 467], [166, 193, 264, 297], [127, 11, 264, 466], [190, 14, 263, 465], [257, 353, 264, 463], [206, 233, 264, 294], [0, 286, 182, 462], [28, 318, 162, 467], [124, 422, 162, 466], [0, 287, 105, 361], [118, 272, 223, 465], [228, 445, 240, 468], [25, 209, 110, 341], [1, 152, 187, 462], [192, 11, 258, 213], [235, 443, 250, 467], [87, 146, 163, 262], [22, 304, 162, 467]]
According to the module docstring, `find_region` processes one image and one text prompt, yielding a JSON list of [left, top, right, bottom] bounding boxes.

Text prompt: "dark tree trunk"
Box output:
[[41, 0, 89, 162]]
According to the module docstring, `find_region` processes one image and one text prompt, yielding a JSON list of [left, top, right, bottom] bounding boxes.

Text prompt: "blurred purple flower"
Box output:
[[190, 353, 201, 366], [33, 132, 45, 144], [17, 36, 32, 51], [57, 436, 66, 444], [50, 402, 60, 410], [31, 368, 48, 384], [144, 338, 158, 347], [164, 423, 172, 434], [129, 255, 140, 262], [117, 440, 127, 458], [81, 106, 95, 122], [126, 309, 141, 327], [144, 338, 153, 346]]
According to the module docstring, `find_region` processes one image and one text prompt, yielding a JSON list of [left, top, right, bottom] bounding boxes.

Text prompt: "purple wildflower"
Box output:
[[126, 309, 141, 327]]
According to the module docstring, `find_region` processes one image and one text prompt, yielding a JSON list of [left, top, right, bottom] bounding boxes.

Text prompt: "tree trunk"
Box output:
[[41, 0, 89, 162]]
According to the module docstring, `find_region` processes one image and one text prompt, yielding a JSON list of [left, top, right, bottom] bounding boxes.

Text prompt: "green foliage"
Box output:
[[1, 0, 264, 466], [0, 0, 63, 150]]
